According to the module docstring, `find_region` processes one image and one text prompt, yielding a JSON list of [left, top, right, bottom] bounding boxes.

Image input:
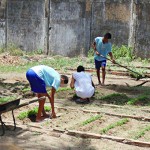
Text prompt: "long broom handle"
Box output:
[[100, 54, 143, 77]]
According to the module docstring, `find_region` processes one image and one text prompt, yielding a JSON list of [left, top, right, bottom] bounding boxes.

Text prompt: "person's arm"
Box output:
[[108, 52, 115, 63], [47, 87, 56, 118], [70, 75, 75, 89], [93, 41, 100, 56], [92, 80, 95, 88]]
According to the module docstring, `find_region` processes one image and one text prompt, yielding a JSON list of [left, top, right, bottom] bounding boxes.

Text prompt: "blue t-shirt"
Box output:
[[94, 37, 112, 61], [31, 65, 60, 90]]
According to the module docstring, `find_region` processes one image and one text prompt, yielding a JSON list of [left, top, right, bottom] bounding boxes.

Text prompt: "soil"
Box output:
[[0, 55, 150, 150]]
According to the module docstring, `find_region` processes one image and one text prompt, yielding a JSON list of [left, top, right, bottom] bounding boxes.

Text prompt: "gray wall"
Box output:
[[0, 0, 150, 58], [49, 0, 91, 57], [7, 0, 45, 51], [0, 0, 6, 47], [134, 0, 150, 58]]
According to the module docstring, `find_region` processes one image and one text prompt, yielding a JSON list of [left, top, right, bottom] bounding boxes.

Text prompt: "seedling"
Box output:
[[133, 126, 150, 140], [82, 115, 102, 126], [100, 118, 129, 134]]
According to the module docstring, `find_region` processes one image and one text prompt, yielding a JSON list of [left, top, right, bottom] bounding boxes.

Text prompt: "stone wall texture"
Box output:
[[0, 0, 150, 58]]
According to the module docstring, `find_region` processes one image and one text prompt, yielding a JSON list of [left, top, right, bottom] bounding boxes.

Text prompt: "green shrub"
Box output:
[[18, 106, 51, 120], [112, 45, 134, 61], [100, 93, 129, 105]]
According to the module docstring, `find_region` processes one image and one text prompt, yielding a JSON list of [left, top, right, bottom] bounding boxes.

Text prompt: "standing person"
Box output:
[[70, 65, 95, 104], [93, 33, 115, 85], [26, 65, 68, 122]]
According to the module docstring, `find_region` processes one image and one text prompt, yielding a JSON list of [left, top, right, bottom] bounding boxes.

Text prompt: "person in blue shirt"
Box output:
[[26, 65, 68, 122], [93, 33, 115, 85]]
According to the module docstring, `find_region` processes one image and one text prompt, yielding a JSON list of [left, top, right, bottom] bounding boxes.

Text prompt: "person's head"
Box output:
[[103, 33, 111, 43], [60, 75, 68, 87], [77, 65, 85, 72]]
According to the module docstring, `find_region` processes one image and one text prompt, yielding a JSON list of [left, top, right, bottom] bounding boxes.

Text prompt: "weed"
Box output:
[[82, 115, 102, 126], [100, 93, 129, 105], [88, 48, 94, 57], [100, 118, 129, 134], [5, 43, 24, 56], [112, 45, 134, 61], [133, 126, 150, 140]]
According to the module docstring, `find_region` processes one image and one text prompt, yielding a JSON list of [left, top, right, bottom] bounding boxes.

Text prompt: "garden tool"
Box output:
[[100, 54, 145, 81]]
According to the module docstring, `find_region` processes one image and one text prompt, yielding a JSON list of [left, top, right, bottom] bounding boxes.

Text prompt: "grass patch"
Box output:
[[127, 95, 150, 105], [100, 118, 129, 134], [133, 126, 150, 140], [100, 93, 129, 105], [22, 87, 30, 93], [57, 87, 72, 92], [17, 106, 51, 120], [0, 96, 17, 104], [82, 115, 102, 126]]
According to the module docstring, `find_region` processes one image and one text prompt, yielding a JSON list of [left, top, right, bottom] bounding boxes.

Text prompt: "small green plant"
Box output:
[[133, 126, 150, 140], [82, 115, 102, 126], [100, 118, 129, 134], [22, 87, 30, 93], [6, 43, 24, 56], [112, 45, 134, 61], [127, 95, 150, 105], [18, 106, 51, 120], [88, 48, 94, 57], [0, 96, 17, 104], [100, 93, 129, 105]]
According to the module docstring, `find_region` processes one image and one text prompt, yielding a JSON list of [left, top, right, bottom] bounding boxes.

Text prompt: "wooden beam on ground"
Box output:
[[54, 106, 150, 122], [53, 128, 150, 148]]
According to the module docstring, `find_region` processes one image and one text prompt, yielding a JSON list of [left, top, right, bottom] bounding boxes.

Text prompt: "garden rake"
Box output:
[[100, 55, 148, 81]]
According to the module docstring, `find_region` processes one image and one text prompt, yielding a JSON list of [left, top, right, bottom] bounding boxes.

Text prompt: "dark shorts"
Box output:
[[26, 69, 47, 93], [94, 59, 106, 70]]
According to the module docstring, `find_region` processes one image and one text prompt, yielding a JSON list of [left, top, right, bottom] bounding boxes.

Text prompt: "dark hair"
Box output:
[[77, 65, 85, 72], [104, 33, 111, 39], [61, 75, 68, 84]]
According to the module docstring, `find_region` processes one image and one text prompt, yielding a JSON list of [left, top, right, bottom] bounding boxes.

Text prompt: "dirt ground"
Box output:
[[0, 55, 150, 150]]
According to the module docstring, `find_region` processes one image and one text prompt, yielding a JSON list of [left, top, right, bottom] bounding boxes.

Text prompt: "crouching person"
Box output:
[[26, 65, 68, 122], [70, 65, 95, 104]]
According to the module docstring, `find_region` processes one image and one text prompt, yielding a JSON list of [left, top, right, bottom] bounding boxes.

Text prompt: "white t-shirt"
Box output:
[[73, 72, 95, 98]]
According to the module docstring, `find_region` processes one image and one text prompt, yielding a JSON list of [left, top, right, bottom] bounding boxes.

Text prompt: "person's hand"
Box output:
[[95, 51, 100, 56], [112, 59, 116, 64]]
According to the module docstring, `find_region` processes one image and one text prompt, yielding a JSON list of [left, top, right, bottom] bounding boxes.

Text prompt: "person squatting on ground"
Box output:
[[93, 33, 115, 85], [70, 65, 95, 104], [26, 65, 68, 122]]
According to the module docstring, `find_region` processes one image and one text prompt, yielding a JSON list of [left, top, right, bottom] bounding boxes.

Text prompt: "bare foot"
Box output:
[[50, 112, 57, 119], [42, 113, 50, 118], [36, 117, 44, 122]]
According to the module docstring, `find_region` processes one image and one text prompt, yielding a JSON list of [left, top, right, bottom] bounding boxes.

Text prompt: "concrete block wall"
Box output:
[[7, 0, 46, 51], [91, 0, 131, 46], [134, 0, 150, 58], [0, 0, 150, 58], [0, 0, 6, 47], [49, 0, 91, 57]]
